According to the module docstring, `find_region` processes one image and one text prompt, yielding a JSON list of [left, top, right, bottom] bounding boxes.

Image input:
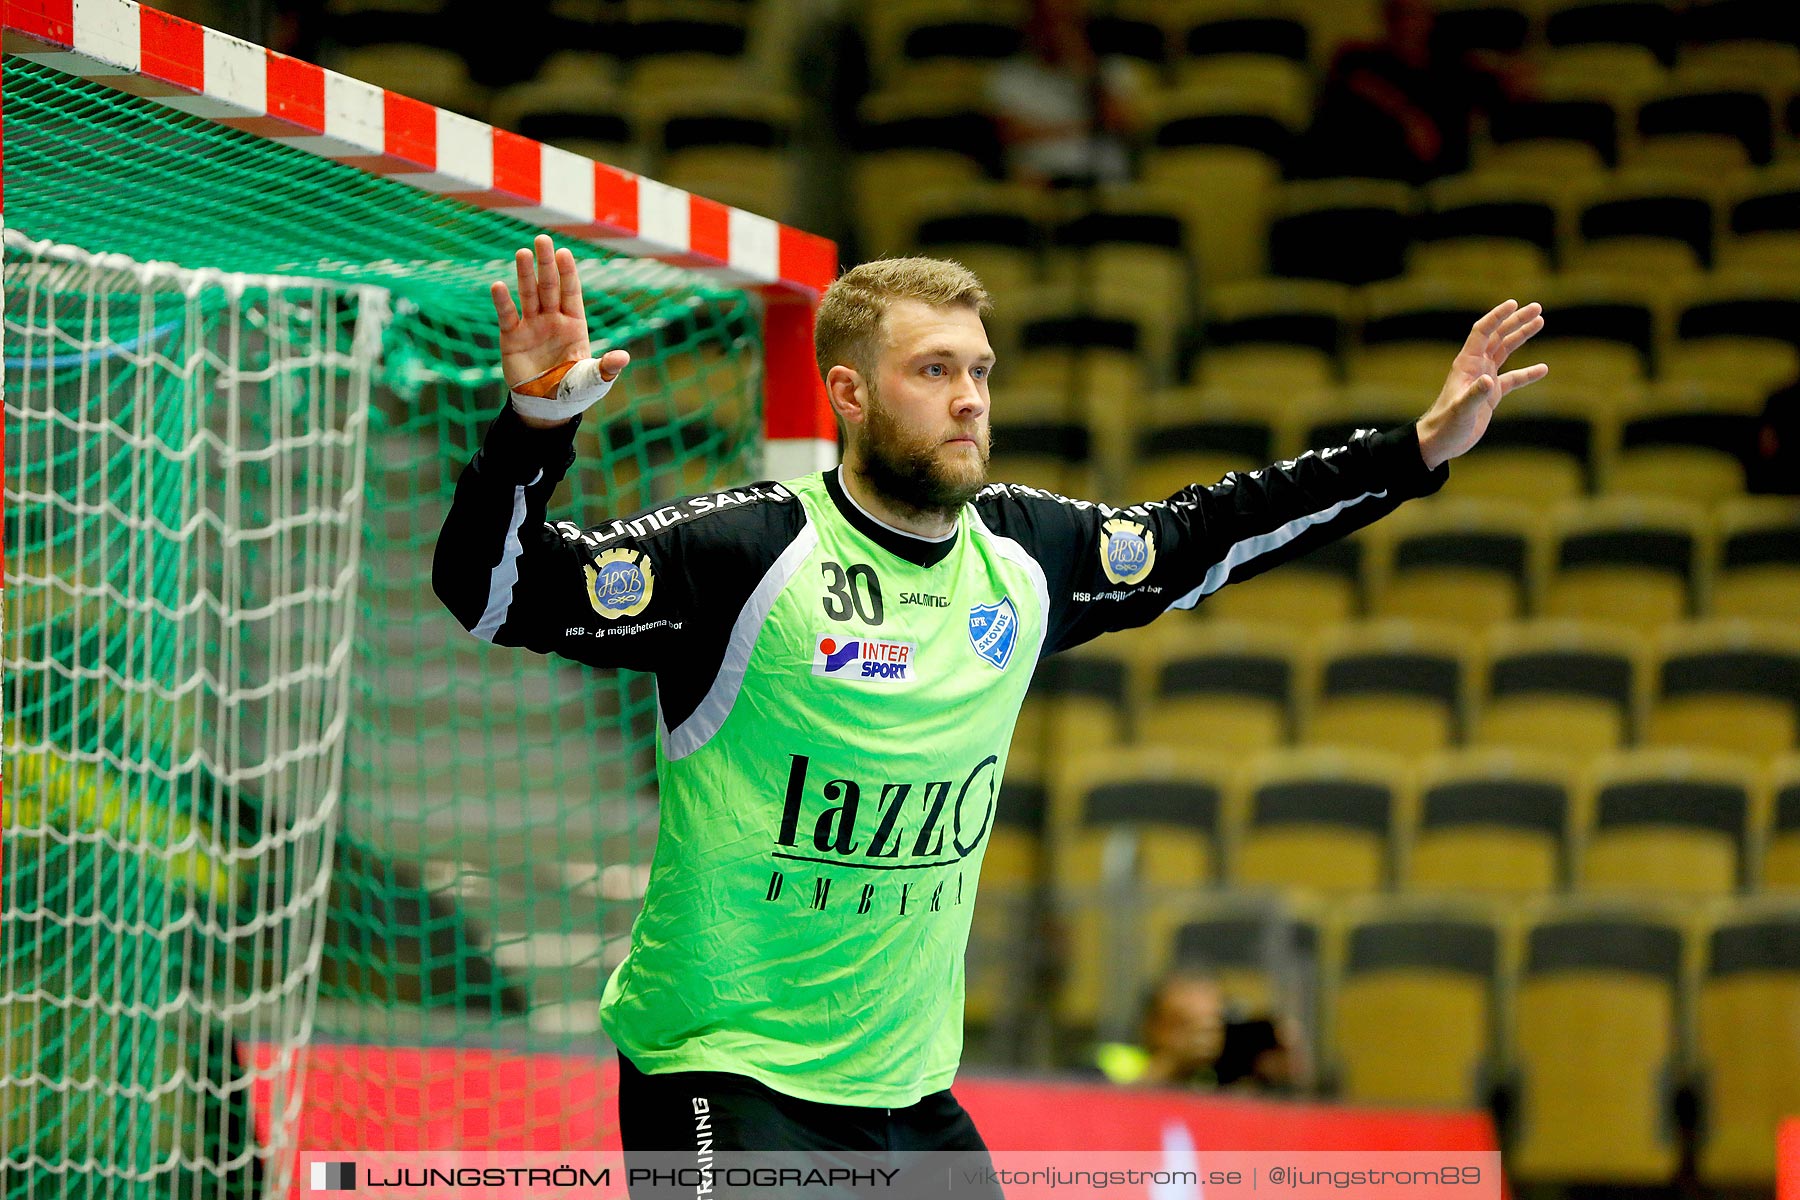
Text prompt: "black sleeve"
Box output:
[[431, 404, 805, 726], [973, 423, 1447, 655]]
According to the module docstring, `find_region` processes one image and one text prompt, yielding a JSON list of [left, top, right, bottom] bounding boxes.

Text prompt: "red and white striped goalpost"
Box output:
[[0, 0, 841, 942]]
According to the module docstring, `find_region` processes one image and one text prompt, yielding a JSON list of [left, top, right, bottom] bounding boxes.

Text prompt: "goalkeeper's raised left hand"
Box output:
[[1416, 299, 1548, 470]]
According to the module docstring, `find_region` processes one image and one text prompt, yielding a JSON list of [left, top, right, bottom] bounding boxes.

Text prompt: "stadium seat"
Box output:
[[1267, 179, 1417, 287], [1427, 0, 1533, 57], [1140, 382, 1318, 448], [1365, 497, 1536, 634], [1569, 169, 1717, 277], [863, 0, 1024, 94], [1230, 747, 1407, 894], [1711, 497, 1800, 622], [1010, 647, 1131, 778], [987, 417, 1094, 499], [908, 182, 1054, 314], [1632, 84, 1774, 173], [1348, 277, 1502, 389], [1579, 748, 1760, 896], [852, 96, 1000, 256], [1050, 748, 1232, 1029], [1484, 96, 1620, 173], [1541, 495, 1706, 632], [622, 16, 755, 98], [1175, 14, 1312, 92], [1195, 536, 1363, 630], [1008, 311, 1153, 479], [1044, 210, 1198, 371], [491, 69, 639, 172], [1510, 900, 1689, 1182], [1764, 757, 1800, 891], [1304, 383, 1430, 448], [329, 43, 488, 118], [1141, 86, 1300, 283], [1678, 0, 1800, 49], [1448, 380, 1622, 505], [1404, 748, 1578, 895], [1306, 620, 1472, 754], [1133, 385, 1316, 500], [1695, 900, 1800, 1185], [1529, 269, 1664, 388], [1645, 620, 1800, 760], [1476, 619, 1646, 757], [1327, 897, 1503, 1106], [1671, 273, 1800, 401], [1720, 161, 1800, 274], [1195, 278, 1351, 391], [1135, 621, 1304, 754], [966, 776, 1046, 1028], [1607, 384, 1754, 502], [1544, 0, 1679, 66], [652, 96, 797, 220], [1410, 173, 1562, 288]]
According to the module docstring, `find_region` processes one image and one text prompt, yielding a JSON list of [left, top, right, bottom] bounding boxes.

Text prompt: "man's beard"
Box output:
[[858, 391, 990, 524]]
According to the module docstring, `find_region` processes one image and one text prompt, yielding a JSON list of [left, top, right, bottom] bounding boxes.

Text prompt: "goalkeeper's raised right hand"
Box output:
[[490, 233, 630, 429]]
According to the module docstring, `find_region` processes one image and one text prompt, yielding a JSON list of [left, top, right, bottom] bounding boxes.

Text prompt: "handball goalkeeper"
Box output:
[[434, 234, 1547, 1183]]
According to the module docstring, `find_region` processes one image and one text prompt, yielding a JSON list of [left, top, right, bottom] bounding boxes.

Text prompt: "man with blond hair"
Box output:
[[434, 235, 1546, 1179]]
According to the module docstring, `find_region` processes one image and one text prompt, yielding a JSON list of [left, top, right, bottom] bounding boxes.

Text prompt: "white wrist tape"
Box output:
[[509, 356, 617, 422]]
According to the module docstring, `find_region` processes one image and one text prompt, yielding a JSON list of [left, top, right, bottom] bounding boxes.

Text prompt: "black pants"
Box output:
[[617, 1053, 1003, 1199]]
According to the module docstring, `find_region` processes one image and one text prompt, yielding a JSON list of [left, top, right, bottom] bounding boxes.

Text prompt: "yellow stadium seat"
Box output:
[[1719, 161, 1800, 277], [1049, 749, 1232, 1029], [1541, 496, 1706, 633], [1138, 384, 1318, 467], [965, 777, 1045, 1028], [1267, 178, 1416, 287], [1475, 619, 1647, 757], [330, 43, 488, 117], [1579, 748, 1760, 897], [1531, 267, 1667, 385], [1764, 758, 1800, 892], [1671, 270, 1800, 403], [1139, 78, 1303, 283], [1305, 620, 1472, 754], [1510, 900, 1689, 1183], [1135, 622, 1303, 754], [1419, 170, 1568, 280], [1645, 620, 1800, 760], [1304, 383, 1429, 450], [1196, 559, 1361, 630], [1328, 898, 1503, 1106], [1131, 382, 1308, 499], [1230, 747, 1406, 894], [1695, 900, 1800, 1185], [1009, 647, 1130, 779], [1448, 379, 1625, 507], [1606, 382, 1757, 503], [1196, 277, 1351, 388], [1365, 497, 1536, 634], [1350, 276, 1503, 388], [1404, 749, 1579, 896]]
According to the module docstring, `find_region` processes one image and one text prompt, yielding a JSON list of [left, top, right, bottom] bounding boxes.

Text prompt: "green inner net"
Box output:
[[3, 55, 765, 1194]]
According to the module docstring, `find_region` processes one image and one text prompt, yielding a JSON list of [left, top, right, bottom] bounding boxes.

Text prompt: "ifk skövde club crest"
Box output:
[[968, 596, 1018, 670]]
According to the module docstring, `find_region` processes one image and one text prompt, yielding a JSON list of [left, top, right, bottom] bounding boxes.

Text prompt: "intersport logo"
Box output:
[[811, 636, 915, 682]]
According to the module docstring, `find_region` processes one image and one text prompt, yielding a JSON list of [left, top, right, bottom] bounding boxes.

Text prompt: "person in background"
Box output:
[[986, 0, 1142, 187], [1295, 0, 1526, 184], [1097, 966, 1300, 1092]]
